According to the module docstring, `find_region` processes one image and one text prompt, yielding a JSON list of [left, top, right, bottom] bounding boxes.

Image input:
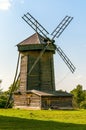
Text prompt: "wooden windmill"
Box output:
[[6, 12, 75, 109]]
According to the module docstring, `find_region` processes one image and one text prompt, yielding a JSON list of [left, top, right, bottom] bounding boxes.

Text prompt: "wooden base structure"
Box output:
[[14, 90, 73, 110]]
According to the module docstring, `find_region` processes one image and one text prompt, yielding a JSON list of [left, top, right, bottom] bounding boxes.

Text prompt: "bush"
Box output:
[[0, 93, 13, 108], [0, 95, 7, 108], [0, 99, 6, 108], [80, 101, 86, 109]]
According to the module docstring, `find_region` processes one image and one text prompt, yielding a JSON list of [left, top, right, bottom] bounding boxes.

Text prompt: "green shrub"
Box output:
[[0, 93, 13, 108], [80, 101, 86, 109], [0, 95, 7, 108]]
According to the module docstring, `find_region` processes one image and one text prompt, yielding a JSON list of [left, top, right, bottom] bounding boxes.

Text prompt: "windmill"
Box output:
[[6, 12, 75, 109]]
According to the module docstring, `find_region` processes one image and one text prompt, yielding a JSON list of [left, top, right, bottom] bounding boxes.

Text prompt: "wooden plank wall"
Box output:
[[14, 94, 27, 106], [27, 51, 55, 92], [20, 53, 28, 92], [27, 52, 40, 90], [41, 96, 72, 109], [40, 51, 55, 92], [27, 93, 41, 107]]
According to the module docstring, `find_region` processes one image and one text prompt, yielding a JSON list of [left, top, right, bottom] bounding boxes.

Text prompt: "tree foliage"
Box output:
[[0, 92, 8, 108], [80, 100, 86, 109], [70, 85, 86, 109], [0, 80, 20, 108]]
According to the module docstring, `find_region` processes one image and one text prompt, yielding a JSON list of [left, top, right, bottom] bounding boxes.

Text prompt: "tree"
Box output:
[[80, 101, 86, 109], [0, 92, 7, 108], [0, 79, 2, 88], [5, 79, 20, 108], [0, 79, 20, 108], [70, 85, 85, 108]]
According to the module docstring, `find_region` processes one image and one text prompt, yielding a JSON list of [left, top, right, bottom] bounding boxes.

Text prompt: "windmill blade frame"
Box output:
[[55, 44, 76, 73], [22, 13, 75, 74], [22, 12, 49, 39], [51, 16, 73, 40]]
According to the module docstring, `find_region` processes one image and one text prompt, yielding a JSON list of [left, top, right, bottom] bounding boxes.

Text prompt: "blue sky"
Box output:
[[0, 0, 86, 91]]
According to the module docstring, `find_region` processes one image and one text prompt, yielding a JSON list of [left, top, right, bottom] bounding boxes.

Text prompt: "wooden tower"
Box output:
[[17, 33, 55, 92]]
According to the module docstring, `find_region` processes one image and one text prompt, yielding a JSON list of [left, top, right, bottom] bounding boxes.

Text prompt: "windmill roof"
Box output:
[[27, 90, 53, 96], [26, 90, 72, 97], [17, 33, 55, 52], [18, 33, 46, 46]]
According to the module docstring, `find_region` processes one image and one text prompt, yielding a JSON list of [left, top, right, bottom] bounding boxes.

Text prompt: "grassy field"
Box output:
[[0, 109, 86, 130]]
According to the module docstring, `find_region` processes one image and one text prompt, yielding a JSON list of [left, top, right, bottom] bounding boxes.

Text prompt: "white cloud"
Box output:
[[0, 0, 25, 10], [0, 0, 11, 10]]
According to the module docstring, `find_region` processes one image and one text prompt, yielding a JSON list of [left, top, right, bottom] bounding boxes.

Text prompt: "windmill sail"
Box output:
[[55, 45, 76, 73], [22, 13, 75, 74], [22, 12, 49, 39], [51, 16, 73, 40]]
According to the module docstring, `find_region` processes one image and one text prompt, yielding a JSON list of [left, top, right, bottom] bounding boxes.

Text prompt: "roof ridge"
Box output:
[[36, 32, 41, 43], [37, 33, 46, 44]]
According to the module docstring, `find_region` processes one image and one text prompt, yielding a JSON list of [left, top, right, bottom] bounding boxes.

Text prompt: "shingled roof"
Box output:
[[17, 33, 55, 52], [18, 33, 46, 46], [26, 89, 72, 97]]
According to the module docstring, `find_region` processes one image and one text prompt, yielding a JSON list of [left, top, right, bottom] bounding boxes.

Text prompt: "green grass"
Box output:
[[0, 109, 86, 130]]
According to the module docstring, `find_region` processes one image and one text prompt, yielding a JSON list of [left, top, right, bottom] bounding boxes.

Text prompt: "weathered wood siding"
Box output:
[[14, 93, 27, 106], [20, 53, 28, 92], [27, 93, 41, 107], [41, 96, 72, 109], [14, 92, 72, 109], [40, 51, 55, 92], [27, 51, 41, 90], [14, 93, 41, 109], [18, 43, 55, 92], [27, 51, 55, 92]]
